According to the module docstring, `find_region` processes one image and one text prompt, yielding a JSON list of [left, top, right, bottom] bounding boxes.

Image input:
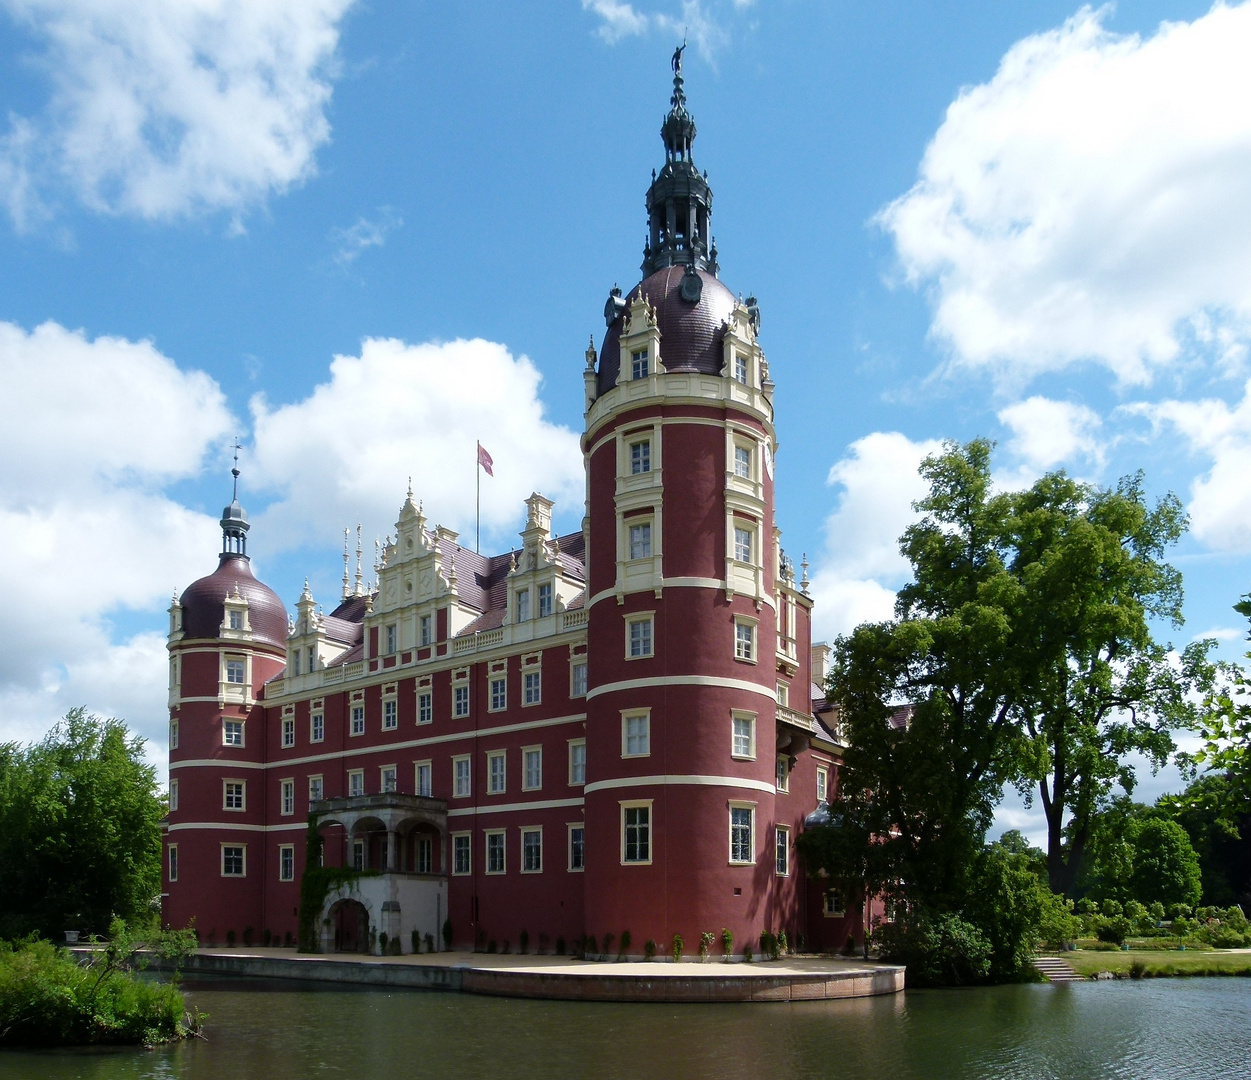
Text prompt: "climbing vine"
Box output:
[[297, 816, 376, 952]]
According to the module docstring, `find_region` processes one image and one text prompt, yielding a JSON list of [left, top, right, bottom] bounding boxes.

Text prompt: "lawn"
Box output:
[[1061, 949, 1251, 978]]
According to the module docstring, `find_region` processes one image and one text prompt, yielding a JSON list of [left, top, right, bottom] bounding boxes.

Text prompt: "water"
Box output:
[[4, 977, 1249, 1080]]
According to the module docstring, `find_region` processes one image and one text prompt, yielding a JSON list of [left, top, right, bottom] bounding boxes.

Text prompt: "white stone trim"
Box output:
[[586, 675, 775, 702], [168, 820, 308, 833], [447, 796, 584, 817], [585, 774, 777, 795]]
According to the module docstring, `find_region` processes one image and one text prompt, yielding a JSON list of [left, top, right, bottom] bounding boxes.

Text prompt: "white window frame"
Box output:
[[733, 442, 752, 479], [734, 351, 750, 385], [168, 843, 178, 882], [734, 617, 757, 663], [621, 800, 653, 865], [279, 843, 296, 882], [775, 826, 790, 877], [380, 764, 397, 793], [453, 683, 470, 719], [452, 832, 472, 875], [221, 844, 246, 877], [622, 710, 651, 758], [538, 582, 553, 618], [734, 524, 754, 565], [223, 779, 246, 812], [731, 711, 756, 760], [169, 778, 179, 812], [631, 346, 649, 380], [415, 833, 434, 874], [628, 520, 652, 561], [310, 712, 324, 743], [418, 690, 433, 725], [419, 614, 432, 647], [348, 769, 365, 798], [350, 705, 365, 737], [630, 438, 651, 475], [570, 659, 588, 698], [229, 608, 244, 630], [282, 716, 295, 748], [522, 745, 543, 791], [452, 755, 472, 798], [308, 774, 324, 808], [568, 823, 585, 872], [568, 738, 586, 786], [816, 766, 829, 805], [485, 829, 506, 875], [170, 719, 179, 750], [776, 755, 790, 793], [383, 698, 398, 730], [824, 891, 844, 917], [523, 670, 541, 707], [516, 588, 531, 623], [489, 675, 507, 712], [225, 656, 246, 685], [625, 612, 654, 659], [223, 719, 244, 746], [520, 826, 543, 874], [487, 749, 507, 795], [280, 778, 295, 816], [729, 803, 755, 865], [385, 623, 397, 655], [415, 759, 432, 798]]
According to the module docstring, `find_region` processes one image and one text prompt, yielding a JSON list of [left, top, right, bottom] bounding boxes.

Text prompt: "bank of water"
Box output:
[[3, 976, 1248, 1080]]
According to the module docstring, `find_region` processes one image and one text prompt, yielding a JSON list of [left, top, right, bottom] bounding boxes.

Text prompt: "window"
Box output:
[[490, 676, 507, 712], [631, 347, 649, 380], [816, 767, 828, 805], [568, 825, 585, 871], [229, 609, 244, 630], [280, 844, 295, 882], [776, 682, 789, 708], [776, 756, 789, 792], [225, 657, 246, 684], [571, 661, 588, 698], [168, 844, 178, 882], [775, 826, 790, 876], [383, 699, 398, 730], [630, 439, 651, 475], [488, 750, 507, 794], [622, 803, 651, 864], [734, 526, 753, 564], [734, 620, 756, 662], [282, 717, 295, 747], [734, 352, 749, 384], [730, 805, 754, 864], [292, 651, 300, 676], [307, 646, 316, 672], [627, 615, 653, 658], [308, 775, 323, 807], [516, 588, 530, 623], [224, 780, 245, 811], [452, 833, 471, 875], [352, 838, 365, 870], [732, 714, 756, 759], [734, 444, 751, 479], [415, 760, 432, 798], [420, 614, 432, 647], [523, 671, 541, 706], [223, 720, 243, 746], [170, 719, 179, 750], [522, 828, 542, 873], [348, 769, 364, 798], [418, 691, 432, 725], [385, 624, 397, 655], [310, 713, 324, 743], [538, 583, 553, 618], [380, 765, 397, 793], [453, 756, 471, 798], [222, 845, 245, 876], [824, 891, 844, 916], [350, 705, 365, 736], [169, 778, 179, 812], [523, 747, 542, 791], [623, 712, 650, 757], [453, 684, 470, 718], [486, 831, 506, 875], [628, 522, 652, 560], [281, 779, 295, 815], [569, 740, 586, 786], [410, 834, 430, 874]]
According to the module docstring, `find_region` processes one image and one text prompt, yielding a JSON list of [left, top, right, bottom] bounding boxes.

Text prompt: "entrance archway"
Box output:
[[329, 898, 369, 953]]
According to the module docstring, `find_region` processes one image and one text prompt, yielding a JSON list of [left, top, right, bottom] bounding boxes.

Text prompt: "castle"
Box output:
[[163, 54, 859, 956]]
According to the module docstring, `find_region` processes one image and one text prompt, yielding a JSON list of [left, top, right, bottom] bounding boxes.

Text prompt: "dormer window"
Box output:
[[631, 348, 649, 380], [538, 583, 553, 618], [385, 624, 397, 655], [734, 353, 749, 385], [420, 615, 432, 647], [291, 651, 301, 676], [517, 588, 531, 622], [228, 609, 243, 630]]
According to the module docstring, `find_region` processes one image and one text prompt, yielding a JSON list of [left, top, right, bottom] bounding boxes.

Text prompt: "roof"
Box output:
[[180, 554, 288, 649]]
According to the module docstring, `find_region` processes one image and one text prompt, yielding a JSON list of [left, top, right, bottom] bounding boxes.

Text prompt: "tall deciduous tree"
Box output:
[[0, 709, 164, 939], [1187, 594, 1251, 819]]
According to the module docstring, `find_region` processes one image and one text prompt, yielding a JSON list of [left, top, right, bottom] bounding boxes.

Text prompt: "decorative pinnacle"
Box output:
[[354, 524, 364, 597], [342, 528, 351, 600], [801, 552, 811, 596], [230, 438, 243, 501], [670, 40, 687, 111]]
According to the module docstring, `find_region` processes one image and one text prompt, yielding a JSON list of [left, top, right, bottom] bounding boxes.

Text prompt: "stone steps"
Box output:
[[1033, 955, 1085, 982]]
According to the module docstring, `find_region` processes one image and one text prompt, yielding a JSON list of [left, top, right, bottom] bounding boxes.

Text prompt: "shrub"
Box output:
[[875, 913, 992, 987], [699, 931, 714, 960], [1223, 906, 1248, 933], [643, 939, 657, 961], [777, 930, 789, 955], [760, 931, 777, 960], [618, 930, 630, 960], [721, 927, 733, 959], [442, 919, 453, 948], [1096, 916, 1131, 946], [796, 932, 806, 953], [1037, 891, 1082, 950], [519, 930, 529, 955], [672, 933, 684, 962], [1206, 927, 1247, 949], [742, 942, 754, 963], [1129, 959, 1147, 980], [424, 933, 435, 953]]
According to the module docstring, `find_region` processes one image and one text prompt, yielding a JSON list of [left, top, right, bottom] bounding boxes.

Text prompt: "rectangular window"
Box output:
[[734, 444, 751, 479], [348, 769, 364, 798], [775, 827, 790, 877], [308, 775, 323, 807], [571, 661, 588, 698], [523, 671, 541, 706], [538, 583, 553, 618], [168, 844, 178, 882], [307, 646, 316, 672], [824, 891, 844, 916], [222, 845, 245, 877], [627, 615, 653, 658], [522, 828, 542, 873], [730, 806, 754, 864], [452, 833, 471, 875], [568, 825, 585, 871], [385, 624, 397, 655], [229, 609, 244, 630], [292, 651, 301, 676], [223, 720, 243, 746], [734, 526, 753, 564], [816, 767, 828, 805], [352, 838, 365, 871], [415, 760, 432, 797], [523, 747, 542, 791], [486, 831, 506, 875], [776, 756, 789, 792], [517, 588, 530, 622], [453, 755, 471, 798], [310, 713, 324, 743], [776, 682, 789, 708], [280, 844, 295, 882], [282, 717, 295, 748], [453, 684, 470, 718], [622, 804, 651, 863], [224, 780, 245, 811], [631, 348, 649, 380], [569, 739, 586, 786], [490, 677, 507, 712], [732, 714, 755, 759], [170, 719, 179, 749], [225, 657, 246, 684], [380, 765, 397, 793], [415, 835, 433, 874], [418, 692, 433, 725], [734, 352, 749, 385], [734, 620, 755, 662], [488, 750, 507, 794], [420, 614, 432, 647], [630, 439, 651, 474], [628, 522, 652, 560], [623, 712, 650, 757], [281, 779, 295, 815], [383, 699, 398, 730], [169, 778, 179, 812], [350, 705, 365, 736]]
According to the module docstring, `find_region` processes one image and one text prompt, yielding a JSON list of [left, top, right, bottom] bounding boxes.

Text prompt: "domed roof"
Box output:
[[180, 554, 288, 650], [598, 265, 737, 395]]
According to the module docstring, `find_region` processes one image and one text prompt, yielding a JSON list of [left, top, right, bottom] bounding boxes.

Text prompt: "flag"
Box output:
[[477, 442, 494, 477]]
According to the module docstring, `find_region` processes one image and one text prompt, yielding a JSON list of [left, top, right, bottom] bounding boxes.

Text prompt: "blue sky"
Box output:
[[3, 0, 1250, 841]]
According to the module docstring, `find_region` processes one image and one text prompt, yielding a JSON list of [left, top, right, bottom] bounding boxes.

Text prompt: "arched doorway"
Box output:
[[329, 898, 369, 953]]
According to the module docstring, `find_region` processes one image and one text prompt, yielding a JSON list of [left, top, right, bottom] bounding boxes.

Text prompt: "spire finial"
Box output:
[[342, 528, 351, 600], [219, 440, 250, 558], [230, 438, 242, 501], [354, 524, 364, 597], [801, 552, 810, 596]]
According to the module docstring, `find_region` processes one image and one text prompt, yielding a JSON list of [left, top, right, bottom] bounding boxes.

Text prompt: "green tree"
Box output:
[[1161, 776, 1251, 907], [1129, 818, 1203, 910], [0, 709, 164, 939]]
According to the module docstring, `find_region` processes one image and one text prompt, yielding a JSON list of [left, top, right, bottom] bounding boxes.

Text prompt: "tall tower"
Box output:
[[582, 48, 786, 949]]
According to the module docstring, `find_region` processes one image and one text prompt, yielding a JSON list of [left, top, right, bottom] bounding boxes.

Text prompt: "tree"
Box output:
[[1162, 776, 1251, 907], [1129, 818, 1202, 910], [0, 709, 164, 939]]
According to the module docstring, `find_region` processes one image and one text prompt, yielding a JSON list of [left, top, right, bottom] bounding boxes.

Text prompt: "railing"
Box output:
[[561, 609, 588, 630], [776, 704, 817, 734], [321, 666, 343, 684], [343, 661, 364, 679]]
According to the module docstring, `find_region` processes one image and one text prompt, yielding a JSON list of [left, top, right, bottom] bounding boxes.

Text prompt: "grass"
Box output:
[[1060, 949, 1251, 979]]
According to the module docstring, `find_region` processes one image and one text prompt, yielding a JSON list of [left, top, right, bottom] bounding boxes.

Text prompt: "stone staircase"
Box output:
[[1033, 955, 1085, 983]]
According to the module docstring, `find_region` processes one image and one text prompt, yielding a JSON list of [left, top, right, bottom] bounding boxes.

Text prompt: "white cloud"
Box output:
[[583, 0, 649, 42], [331, 207, 402, 265], [808, 431, 943, 640], [0, 0, 355, 227], [998, 395, 1103, 472], [249, 336, 585, 553], [880, 3, 1251, 386], [582, 0, 733, 60]]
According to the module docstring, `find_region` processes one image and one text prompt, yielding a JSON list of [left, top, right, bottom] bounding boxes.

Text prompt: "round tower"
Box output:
[[582, 48, 782, 953], [163, 457, 287, 940]]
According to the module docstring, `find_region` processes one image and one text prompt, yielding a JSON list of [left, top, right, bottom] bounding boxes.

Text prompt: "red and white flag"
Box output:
[[477, 442, 494, 477]]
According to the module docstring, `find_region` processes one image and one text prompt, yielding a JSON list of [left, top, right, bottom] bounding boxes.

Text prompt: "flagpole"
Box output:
[[476, 441, 481, 554]]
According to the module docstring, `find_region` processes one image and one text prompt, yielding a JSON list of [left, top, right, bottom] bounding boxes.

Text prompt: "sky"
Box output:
[[3, 0, 1251, 844]]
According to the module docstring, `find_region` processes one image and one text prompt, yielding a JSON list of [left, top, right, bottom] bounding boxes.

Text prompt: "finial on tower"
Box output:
[[354, 524, 364, 597], [219, 440, 250, 559], [342, 528, 351, 600]]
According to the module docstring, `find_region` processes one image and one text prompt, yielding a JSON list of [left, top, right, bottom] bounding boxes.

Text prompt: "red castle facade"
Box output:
[[163, 58, 862, 956]]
